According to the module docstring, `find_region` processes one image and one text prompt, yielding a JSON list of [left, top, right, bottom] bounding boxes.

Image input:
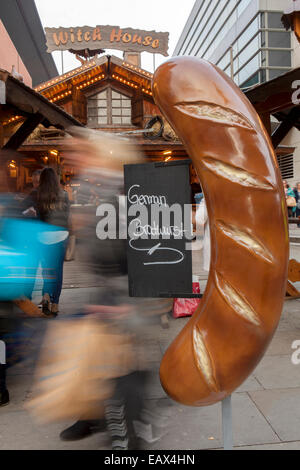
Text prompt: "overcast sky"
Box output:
[[35, 0, 195, 75]]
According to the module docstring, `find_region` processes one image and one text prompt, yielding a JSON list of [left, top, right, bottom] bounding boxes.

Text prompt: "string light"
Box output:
[[35, 59, 99, 92], [3, 115, 22, 126], [36, 59, 152, 93], [49, 90, 72, 102], [75, 74, 105, 90], [112, 73, 142, 91], [142, 87, 153, 96], [122, 62, 153, 78]]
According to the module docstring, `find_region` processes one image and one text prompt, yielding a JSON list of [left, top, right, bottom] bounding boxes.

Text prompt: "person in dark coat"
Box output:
[[36, 168, 70, 317]]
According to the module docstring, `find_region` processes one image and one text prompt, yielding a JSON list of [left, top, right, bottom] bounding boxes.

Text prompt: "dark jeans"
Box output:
[[105, 370, 149, 448], [42, 239, 67, 304]]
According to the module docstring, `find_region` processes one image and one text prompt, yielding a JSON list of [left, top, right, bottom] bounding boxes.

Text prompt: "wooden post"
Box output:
[[271, 107, 300, 149]]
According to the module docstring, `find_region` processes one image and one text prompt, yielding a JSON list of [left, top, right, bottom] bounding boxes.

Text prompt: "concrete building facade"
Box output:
[[174, 0, 300, 185]]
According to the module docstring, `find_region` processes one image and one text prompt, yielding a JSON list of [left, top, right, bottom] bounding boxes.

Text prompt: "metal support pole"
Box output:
[[153, 53, 156, 73], [61, 51, 64, 74], [222, 394, 233, 450]]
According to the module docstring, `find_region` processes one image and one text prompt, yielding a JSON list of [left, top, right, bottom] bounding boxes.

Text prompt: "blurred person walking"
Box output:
[[37, 168, 70, 317], [293, 182, 300, 227], [21, 169, 42, 216], [283, 180, 296, 218], [28, 129, 164, 450]]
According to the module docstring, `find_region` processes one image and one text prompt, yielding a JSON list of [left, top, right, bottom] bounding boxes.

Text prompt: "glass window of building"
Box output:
[[268, 31, 291, 48], [174, 2, 292, 89], [87, 90, 108, 126], [87, 88, 132, 126], [269, 50, 291, 67], [234, 33, 260, 73], [240, 71, 259, 89], [236, 52, 260, 85], [237, 0, 253, 17], [268, 12, 285, 29], [111, 90, 132, 125]]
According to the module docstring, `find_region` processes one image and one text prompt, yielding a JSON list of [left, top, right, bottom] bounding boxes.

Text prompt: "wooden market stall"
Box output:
[[0, 68, 82, 191], [19, 55, 193, 198]]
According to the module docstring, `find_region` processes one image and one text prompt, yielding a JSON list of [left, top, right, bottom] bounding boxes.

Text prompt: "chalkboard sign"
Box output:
[[124, 160, 193, 298]]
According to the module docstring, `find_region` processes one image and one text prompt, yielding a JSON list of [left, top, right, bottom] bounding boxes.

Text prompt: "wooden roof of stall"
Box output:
[[34, 55, 154, 104], [245, 67, 300, 148], [0, 68, 82, 150], [27, 56, 298, 158], [245, 67, 300, 120], [0, 69, 83, 128]]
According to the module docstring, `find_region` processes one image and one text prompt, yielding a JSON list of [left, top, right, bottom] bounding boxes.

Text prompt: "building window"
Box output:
[[269, 50, 291, 68], [87, 90, 108, 126], [111, 90, 132, 125], [87, 88, 132, 126], [268, 31, 291, 48], [268, 12, 285, 29], [277, 154, 294, 179]]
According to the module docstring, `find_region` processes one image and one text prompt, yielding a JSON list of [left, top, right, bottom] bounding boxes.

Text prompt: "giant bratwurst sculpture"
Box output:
[[152, 57, 289, 406]]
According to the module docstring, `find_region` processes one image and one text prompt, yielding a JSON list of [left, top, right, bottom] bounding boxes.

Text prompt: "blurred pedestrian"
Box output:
[[293, 182, 300, 227], [58, 130, 158, 449], [21, 169, 42, 217], [37, 168, 70, 317], [283, 180, 296, 218]]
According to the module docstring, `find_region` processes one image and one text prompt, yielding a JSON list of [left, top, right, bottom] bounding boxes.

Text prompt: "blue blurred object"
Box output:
[[0, 217, 68, 301], [194, 192, 204, 204]]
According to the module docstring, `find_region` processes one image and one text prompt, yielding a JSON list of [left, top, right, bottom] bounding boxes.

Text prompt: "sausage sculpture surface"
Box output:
[[152, 57, 289, 406]]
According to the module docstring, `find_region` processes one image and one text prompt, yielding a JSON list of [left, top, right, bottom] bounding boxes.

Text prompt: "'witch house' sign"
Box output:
[[45, 25, 169, 56]]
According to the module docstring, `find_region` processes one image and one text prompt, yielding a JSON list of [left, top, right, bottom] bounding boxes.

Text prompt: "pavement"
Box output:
[[1, 232, 300, 450]]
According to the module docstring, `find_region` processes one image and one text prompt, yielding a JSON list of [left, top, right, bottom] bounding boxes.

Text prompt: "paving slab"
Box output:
[[284, 308, 300, 330], [249, 388, 300, 442], [142, 392, 279, 450], [265, 330, 300, 356], [235, 375, 264, 393], [252, 355, 300, 389], [234, 441, 300, 450], [0, 410, 108, 450]]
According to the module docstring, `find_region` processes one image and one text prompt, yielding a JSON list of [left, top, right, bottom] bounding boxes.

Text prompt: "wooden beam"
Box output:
[[285, 280, 300, 299], [271, 107, 300, 149], [260, 112, 271, 135], [3, 113, 43, 150]]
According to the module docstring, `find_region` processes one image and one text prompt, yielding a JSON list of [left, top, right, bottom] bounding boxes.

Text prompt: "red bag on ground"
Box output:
[[172, 281, 201, 318]]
